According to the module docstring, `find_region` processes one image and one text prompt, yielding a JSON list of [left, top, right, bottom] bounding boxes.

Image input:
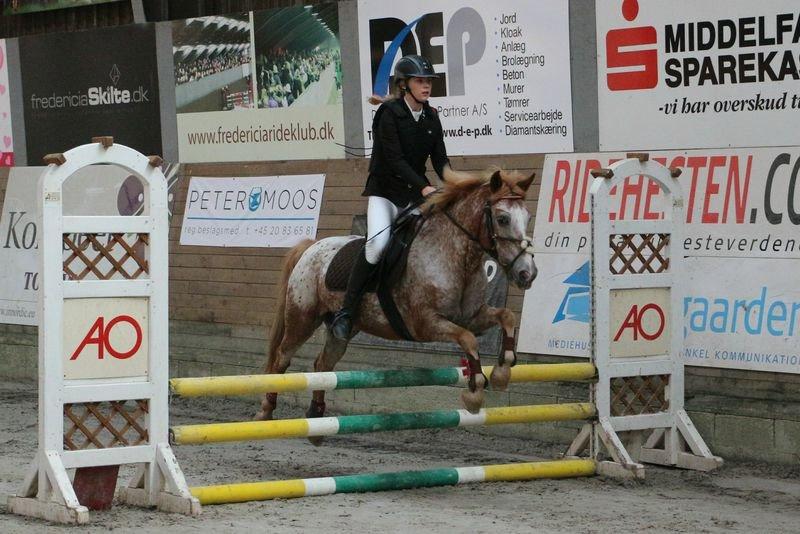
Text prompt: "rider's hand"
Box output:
[[421, 185, 437, 197]]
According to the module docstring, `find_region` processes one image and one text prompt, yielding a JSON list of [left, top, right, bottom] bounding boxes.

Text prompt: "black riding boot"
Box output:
[[330, 248, 376, 340]]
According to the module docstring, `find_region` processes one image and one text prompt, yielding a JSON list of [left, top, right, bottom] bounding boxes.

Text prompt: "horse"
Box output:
[[255, 168, 537, 438]]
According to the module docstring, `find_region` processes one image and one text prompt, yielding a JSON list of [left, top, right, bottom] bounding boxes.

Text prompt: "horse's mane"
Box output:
[[425, 167, 528, 211]]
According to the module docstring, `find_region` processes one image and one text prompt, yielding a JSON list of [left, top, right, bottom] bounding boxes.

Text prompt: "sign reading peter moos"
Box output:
[[598, 0, 800, 150], [518, 149, 800, 375], [358, 0, 573, 155], [180, 175, 325, 248], [19, 24, 161, 163]]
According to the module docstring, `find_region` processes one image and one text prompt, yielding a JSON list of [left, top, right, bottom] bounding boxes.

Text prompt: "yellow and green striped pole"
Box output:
[[171, 402, 596, 445], [170, 363, 596, 398], [191, 459, 597, 505]]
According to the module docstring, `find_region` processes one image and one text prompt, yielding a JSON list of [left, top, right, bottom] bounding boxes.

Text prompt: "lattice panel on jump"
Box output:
[[610, 375, 669, 416], [62, 233, 150, 280], [609, 233, 670, 275], [63, 400, 149, 450]]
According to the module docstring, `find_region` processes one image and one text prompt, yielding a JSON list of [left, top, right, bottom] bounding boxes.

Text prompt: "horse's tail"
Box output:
[[265, 238, 316, 372]]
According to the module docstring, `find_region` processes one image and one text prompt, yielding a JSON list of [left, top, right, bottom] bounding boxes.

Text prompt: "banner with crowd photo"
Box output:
[[174, 5, 345, 162], [357, 0, 573, 156], [0, 40, 13, 166], [597, 0, 800, 150], [3, 0, 123, 15], [0, 165, 179, 326], [518, 149, 800, 375], [179, 175, 325, 248], [18, 24, 161, 164]]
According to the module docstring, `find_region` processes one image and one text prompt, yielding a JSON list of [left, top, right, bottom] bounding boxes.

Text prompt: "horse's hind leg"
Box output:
[[254, 315, 320, 421], [306, 331, 349, 446]]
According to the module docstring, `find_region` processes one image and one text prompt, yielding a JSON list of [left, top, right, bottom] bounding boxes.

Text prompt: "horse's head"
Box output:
[[485, 169, 537, 290]]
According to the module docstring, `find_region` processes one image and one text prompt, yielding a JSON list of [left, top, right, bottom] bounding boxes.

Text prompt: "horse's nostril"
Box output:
[[520, 270, 531, 281]]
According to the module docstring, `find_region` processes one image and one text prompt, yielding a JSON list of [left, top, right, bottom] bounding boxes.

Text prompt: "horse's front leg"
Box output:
[[415, 314, 488, 414], [465, 306, 517, 391]]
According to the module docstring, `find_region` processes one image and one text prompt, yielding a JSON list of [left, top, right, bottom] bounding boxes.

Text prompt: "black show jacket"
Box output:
[[362, 98, 450, 207]]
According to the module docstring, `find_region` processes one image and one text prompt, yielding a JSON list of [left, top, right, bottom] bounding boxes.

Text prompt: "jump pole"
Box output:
[[170, 362, 597, 398], [191, 459, 597, 505], [171, 402, 596, 445]]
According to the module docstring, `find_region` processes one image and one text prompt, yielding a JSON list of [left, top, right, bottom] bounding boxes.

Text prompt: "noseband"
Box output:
[[443, 195, 535, 273]]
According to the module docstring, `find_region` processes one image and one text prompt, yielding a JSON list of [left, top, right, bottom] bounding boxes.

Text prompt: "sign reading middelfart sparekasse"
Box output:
[[358, 0, 574, 156], [179, 175, 325, 248], [519, 149, 800, 375], [597, 0, 800, 150]]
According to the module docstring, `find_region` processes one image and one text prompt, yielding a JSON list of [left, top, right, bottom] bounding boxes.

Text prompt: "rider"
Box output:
[[330, 54, 451, 340]]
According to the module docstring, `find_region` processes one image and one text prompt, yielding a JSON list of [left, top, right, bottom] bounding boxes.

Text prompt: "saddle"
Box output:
[[325, 212, 425, 341]]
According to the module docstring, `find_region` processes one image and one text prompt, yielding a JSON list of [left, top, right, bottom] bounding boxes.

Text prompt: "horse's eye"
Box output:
[[497, 215, 510, 226]]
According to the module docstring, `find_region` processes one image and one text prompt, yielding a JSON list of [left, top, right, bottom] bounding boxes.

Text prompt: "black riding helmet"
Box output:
[[394, 54, 439, 80]]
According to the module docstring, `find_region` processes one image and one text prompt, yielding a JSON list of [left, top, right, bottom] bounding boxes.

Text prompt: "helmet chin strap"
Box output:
[[402, 79, 426, 106]]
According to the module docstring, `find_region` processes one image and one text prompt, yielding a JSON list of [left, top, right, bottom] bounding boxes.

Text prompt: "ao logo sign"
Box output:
[[369, 8, 486, 97], [63, 298, 149, 379], [610, 288, 671, 358], [614, 302, 666, 341], [70, 315, 143, 361]]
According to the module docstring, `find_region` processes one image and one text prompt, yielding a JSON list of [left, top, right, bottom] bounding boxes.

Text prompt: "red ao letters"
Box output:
[[63, 298, 149, 379], [70, 315, 143, 361], [609, 288, 671, 358]]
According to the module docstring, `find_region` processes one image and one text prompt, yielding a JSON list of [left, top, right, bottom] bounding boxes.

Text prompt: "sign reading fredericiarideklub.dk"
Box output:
[[519, 149, 800, 375], [179, 175, 325, 248], [358, 0, 573, 156], [597, 0, 800, 150]]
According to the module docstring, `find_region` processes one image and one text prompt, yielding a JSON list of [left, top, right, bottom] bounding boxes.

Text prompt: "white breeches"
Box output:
[[365, 196, 400, 264]]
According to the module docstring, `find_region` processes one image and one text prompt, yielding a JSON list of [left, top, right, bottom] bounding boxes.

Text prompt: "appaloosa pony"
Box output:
[[255, 168, 537, 435]]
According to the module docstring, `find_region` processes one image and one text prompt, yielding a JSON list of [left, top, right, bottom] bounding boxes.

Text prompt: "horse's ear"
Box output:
[[490, 170, 503, 192], [518, 172, 535, 192]]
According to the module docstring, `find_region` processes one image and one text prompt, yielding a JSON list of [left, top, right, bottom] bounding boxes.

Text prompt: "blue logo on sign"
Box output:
[[553, 261, 590, 324], [249, 188, 262, 212]]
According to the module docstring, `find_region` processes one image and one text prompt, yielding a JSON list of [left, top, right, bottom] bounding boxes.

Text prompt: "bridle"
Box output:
[[442, 195, 535, 273]]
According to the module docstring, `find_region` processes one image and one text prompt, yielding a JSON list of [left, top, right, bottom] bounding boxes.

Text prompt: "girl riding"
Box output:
[[330, 54, 452, 340]]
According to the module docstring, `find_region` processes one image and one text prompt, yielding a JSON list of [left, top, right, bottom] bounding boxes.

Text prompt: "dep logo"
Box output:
[[368, 7, 485, 98], [605, 0, 658, 91]]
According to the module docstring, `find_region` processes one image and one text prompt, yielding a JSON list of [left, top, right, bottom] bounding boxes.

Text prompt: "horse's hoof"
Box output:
[[308, 436, 325, 447], [253, 409, 274, 421], [489, 365, 511, 391], [460, 388, 485, 414]]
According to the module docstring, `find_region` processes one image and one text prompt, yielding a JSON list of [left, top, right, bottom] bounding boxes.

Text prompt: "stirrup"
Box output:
[[330, 310, 352, 340]]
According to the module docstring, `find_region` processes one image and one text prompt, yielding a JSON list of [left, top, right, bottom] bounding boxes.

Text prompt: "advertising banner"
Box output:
[[4, 1, 124, 15], [0, 165, 179, 326], [0, 40, 13, 166], [179, 175, 325, 248], [597, 0, 800, 150], [19, 24, 161, 164], [358, 0, 573, 156], [519, 149, 800, 374], [174, 5, 345, 162]]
